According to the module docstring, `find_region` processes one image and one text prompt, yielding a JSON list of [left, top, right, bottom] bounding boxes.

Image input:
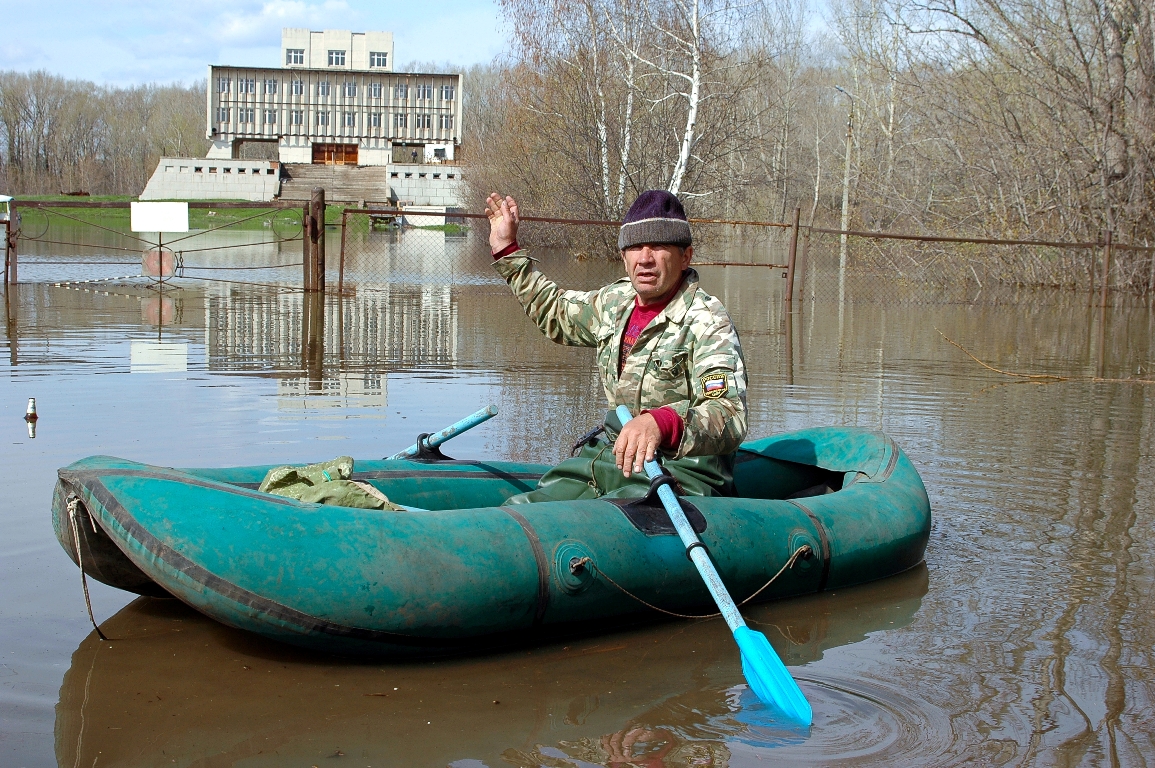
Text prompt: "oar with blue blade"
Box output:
[[387, 405, 499, 460], [615, 405, 812, 726]]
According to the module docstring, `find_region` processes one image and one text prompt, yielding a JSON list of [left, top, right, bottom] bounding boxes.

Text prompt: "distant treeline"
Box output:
[[0, 71, 207, 196], [464, 0, 1155, 246], [7, 0, 1154, 250]]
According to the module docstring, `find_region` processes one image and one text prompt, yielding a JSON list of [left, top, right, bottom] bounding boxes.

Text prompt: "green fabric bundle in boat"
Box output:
[[257, 456, 404, 511]]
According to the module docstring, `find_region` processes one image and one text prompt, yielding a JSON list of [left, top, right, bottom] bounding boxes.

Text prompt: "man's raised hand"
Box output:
[[485, 193, 520, 254]]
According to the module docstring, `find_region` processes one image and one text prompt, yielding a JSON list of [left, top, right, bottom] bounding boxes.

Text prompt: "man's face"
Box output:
[[622, 243, 693, 305]]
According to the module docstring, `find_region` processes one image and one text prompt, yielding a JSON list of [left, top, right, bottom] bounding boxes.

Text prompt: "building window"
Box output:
[[369, 51, 388, 68], [438, 113, 453, 129], [218, 77, 230, 93], [264, 109, 277, 124], [264, 79, 277, 95], [317, 111, 330, 125], [238, 78, 255, 94], [368, 82, 382, 98], [394, 84, 408, 100], [317, 81, 330, 97], [416, 113, 432, 129], [416, 84, 433, 100], [344, 81, 356, 97], [370, 112, 381, 128], [217, 107, 230, 122], [292, 80, 303, 96], [328, 50, 345, 66], [291, 110, 303, 125], [239, 107, 255, 123], [440, 84, 455, 100], [286, 48, 305, 65], [394, 113, 407, 128], [344, 112, 355, 127]]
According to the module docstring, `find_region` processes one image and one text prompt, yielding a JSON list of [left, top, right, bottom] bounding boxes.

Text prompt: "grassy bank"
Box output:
[[15, 197, 468, 235], [14, 195, 319, 232]]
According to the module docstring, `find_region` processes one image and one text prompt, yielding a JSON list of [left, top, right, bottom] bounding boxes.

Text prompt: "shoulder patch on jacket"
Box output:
[[701, 372, 729, 399]]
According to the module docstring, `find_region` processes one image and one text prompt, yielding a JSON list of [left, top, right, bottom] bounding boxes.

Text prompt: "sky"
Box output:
[[0, 0, 509, 86]]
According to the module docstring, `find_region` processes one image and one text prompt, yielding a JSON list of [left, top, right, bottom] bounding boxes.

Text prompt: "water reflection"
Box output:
[[4, 244, 1155, 765], [128, 341, 187, 373], [54, 567, 927, 768]]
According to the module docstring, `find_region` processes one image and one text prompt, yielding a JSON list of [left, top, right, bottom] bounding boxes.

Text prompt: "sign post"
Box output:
[[131, 202, 189, 282]]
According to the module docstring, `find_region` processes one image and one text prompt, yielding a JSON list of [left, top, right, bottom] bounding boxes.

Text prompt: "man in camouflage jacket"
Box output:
[[486, 190, 748, 502]]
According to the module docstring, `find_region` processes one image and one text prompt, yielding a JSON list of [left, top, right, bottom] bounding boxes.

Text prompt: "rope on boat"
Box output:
[[67, 497, 110, 641], [575, 544, 813, 620]]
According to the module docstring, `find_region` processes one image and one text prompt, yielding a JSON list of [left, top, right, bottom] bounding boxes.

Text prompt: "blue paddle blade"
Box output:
[[734, 625, 813, 727]]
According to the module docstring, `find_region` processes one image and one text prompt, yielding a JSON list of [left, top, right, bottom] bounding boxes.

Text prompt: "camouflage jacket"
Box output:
[[493, 252, 748, 458]]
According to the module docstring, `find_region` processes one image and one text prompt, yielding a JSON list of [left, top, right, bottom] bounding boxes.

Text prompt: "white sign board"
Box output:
[[131, 202, 189, 233]]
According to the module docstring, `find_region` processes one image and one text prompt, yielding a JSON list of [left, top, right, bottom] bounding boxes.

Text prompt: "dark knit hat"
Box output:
[[618, 190, 692, 250]]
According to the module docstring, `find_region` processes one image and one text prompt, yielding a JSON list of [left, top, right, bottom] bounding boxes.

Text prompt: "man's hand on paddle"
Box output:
[[485, 193, 519, 254], [613, 413, 662, 477]]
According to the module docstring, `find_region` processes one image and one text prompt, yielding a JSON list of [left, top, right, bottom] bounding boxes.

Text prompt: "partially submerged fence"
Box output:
[[4, 193, 1154, 308], [336, 205, 1154, 307], [4, 198, 307, 290]]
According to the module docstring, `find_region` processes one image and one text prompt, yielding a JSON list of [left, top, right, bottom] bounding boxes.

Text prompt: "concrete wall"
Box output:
[[281, 28, 394, 71], [278, 143, 312, 164], [359, 146, 391, 166], [140, 158, 281, 202], [423, 143, 455, 162], [388, 168, 463, 207]]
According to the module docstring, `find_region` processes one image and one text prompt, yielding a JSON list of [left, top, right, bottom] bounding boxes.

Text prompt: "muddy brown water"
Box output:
[[2, 237, 1154, 765]]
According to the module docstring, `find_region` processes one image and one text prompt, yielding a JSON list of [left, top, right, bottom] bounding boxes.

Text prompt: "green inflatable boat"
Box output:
[[52, 427, 930, 657]]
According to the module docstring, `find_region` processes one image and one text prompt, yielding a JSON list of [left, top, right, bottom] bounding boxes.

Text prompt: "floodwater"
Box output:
[[2, 226, 1155, 766]]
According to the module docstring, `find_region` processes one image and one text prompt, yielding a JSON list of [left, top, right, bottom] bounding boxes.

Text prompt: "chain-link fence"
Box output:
[[6, 201, 306, 291], [336, 207, 1155, 307], [5, 198, 1154, 309]]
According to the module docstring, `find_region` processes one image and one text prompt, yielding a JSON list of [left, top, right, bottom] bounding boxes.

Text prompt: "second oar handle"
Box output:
[[615, 405, 746, 632], [388, 405, 499, 460]]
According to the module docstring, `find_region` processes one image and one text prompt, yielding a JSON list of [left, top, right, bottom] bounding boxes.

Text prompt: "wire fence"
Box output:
[[6, 200, 306, 290], [337, 207, 1155, 307], [4, 197, 1154, 308]]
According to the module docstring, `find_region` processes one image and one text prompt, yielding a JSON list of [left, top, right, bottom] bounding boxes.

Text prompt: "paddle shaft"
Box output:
[[614, 406, 745, 632], [389, 405, 499, 460]]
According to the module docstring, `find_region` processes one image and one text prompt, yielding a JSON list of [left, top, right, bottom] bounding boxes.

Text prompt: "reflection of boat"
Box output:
[[54, 566, 927, 767], [52, 427, 930, 656]]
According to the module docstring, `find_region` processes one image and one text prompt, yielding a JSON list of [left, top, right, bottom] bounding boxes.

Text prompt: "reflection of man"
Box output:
[[506, 724, 731, 767], [485, 190, 748, 502], [602, 727, 677, 767]]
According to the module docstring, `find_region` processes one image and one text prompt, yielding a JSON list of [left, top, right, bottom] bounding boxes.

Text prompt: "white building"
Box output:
[[206, 28, 461, 167], [141, 28, 464, 206]]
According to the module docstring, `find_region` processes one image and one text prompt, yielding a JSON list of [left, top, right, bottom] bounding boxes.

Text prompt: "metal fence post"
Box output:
[[784, 206, 800, 308], [1100, 229, 1112, 307], [3, 214, 9, 286], [4, 201, 16, 285], [339, 209, 348, 295], [306, 187, 325, 292], [302, 202, 310, 289]]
